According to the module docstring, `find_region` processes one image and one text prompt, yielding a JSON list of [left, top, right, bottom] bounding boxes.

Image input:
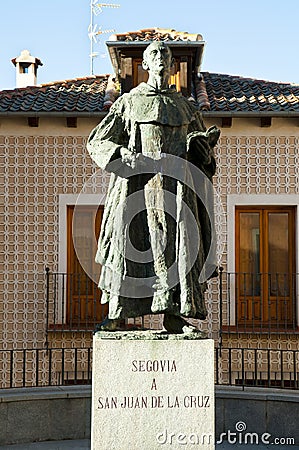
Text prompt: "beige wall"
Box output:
[[1, 115, 299, 353], [1, 118, 100, 351]]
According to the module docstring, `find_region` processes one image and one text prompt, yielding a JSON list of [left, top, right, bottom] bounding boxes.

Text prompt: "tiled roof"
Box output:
[[0, 75, 109, 114], [1, 71, 299, 115], [202, 72, 299, 113], [109, 28, 203, 42]]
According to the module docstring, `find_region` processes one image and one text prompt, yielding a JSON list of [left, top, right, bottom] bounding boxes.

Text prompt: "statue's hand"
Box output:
[[120, 147, 139, 169], [187, 126, 220, 149], [120, 148, 153, 173], [120, 149, 179, 175], [206, 126, 220, 147]]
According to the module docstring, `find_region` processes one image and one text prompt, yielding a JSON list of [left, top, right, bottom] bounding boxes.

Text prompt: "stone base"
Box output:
[[91, 331, 215, 449]]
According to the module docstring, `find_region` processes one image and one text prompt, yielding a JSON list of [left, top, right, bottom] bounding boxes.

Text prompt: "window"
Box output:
[[235, 206, 296, 328], [133, 59, 182, 90], [20, 63, 30, 74], [67, 205, 107, 326]]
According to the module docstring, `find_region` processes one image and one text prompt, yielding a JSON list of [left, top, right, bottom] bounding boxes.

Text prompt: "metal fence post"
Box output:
[[45, 267, 50, 347]]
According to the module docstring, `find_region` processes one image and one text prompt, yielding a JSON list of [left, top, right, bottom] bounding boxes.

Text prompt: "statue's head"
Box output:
[[142, 41, 174, 76]]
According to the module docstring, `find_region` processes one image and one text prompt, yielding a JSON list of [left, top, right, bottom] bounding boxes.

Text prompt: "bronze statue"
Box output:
[[87, 41, 220, 333]]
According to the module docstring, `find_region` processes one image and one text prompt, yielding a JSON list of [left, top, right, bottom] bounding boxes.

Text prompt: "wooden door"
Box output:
[[67, 205, 107, 327], [236, 206, 296, 328]]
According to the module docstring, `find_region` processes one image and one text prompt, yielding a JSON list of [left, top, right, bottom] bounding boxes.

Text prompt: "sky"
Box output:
[[0, 0, 298, 91]]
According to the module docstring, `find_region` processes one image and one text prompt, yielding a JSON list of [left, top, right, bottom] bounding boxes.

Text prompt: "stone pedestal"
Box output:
[[91, 331, 215, 449]]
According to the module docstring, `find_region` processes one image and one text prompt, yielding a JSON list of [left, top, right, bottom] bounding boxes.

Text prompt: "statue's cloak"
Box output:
[[87, 83, 217, 319]]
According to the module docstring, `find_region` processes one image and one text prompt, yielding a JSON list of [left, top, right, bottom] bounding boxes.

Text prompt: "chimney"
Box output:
[[11, 50, 43, 88]]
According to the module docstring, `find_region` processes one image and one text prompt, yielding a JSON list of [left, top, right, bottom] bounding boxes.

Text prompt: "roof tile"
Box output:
[[110, 28, 203, 42], [0, 76, 109, 113], [201, 72, 299, 113], [1, 72, 299, 115]]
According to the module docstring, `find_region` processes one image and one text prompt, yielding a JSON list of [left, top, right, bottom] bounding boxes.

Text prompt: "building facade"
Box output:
[[1, 28, 299, 388]]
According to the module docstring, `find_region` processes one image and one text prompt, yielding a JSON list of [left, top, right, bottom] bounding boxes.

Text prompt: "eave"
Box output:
[[201, 111, 299, 118], [1, 110, 298, 120], [0, 111, 107, 118]]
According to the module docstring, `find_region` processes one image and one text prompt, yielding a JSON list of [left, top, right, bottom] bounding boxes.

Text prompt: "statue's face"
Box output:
[[143, 42, 173, 75]]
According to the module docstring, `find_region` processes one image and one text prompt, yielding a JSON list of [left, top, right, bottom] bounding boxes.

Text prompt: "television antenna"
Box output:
[[88, 1, 120, 75]]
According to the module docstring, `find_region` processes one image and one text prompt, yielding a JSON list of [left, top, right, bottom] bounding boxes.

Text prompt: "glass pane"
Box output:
[[72, 208, 100, 295], [268, 213, 289, 296], [169, 62, 180, 90], [137, 64, 148, 84], [239, 212, 260, 296]]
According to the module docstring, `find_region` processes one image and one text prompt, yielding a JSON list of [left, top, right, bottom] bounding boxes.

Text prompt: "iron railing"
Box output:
[[46, 269, 155, 332], [46, 268, 108, 332], [0, 347, 92, 389], [47, 269, 299, 335], [0, 346, 298, 390], [219, 269, 298, 334], [215, 347, 299, 389]]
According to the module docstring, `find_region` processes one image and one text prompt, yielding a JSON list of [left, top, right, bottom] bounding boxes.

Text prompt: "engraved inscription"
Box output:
[[97, 395, 210, 409], [131, 359, 177, 372]]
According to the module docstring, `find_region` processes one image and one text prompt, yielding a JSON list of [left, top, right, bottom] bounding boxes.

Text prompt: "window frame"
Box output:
[[66, 204, 104, 326], [58, 194, 105, 326]]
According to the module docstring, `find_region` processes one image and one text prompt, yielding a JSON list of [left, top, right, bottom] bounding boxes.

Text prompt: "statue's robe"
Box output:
[[87, 82, 217, 319]]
